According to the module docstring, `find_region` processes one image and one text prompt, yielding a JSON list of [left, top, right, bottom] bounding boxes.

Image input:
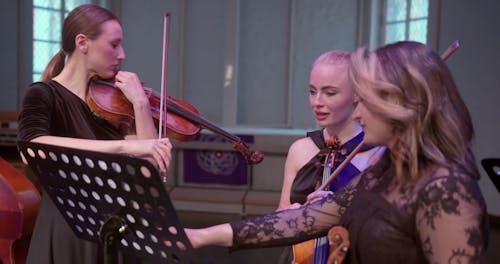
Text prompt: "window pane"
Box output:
[[410, 0, 428, 19], [33, 9, 61, 41], [33, 73, 42, 82], [385, 22, 406, 43], [34, 0, 61, 9], [386, 0, 407, 21], [33, 41, 60, 74], [32, 0, 92, 82], [409, 19, 427, 43], [65, 0, 89, 12]]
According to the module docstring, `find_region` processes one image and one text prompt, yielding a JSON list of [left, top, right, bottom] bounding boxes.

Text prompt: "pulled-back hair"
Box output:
[[349, 41, 478, 185], [40, 4, 118, 81]]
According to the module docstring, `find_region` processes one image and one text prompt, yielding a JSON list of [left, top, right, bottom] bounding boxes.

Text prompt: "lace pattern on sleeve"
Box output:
[[416, 171, 488, 263], [230, 181, 358, 250]]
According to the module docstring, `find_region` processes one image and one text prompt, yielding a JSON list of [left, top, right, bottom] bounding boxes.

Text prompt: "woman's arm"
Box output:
[[125, 99, 157, 139], [185, 223, 234, 248], [31, 136, 172, 174], [114, 71, 158, 139], [277, 138, 318, 210], [187, 182, 358, 250], [416, 174, 488, 263], [18, 81, 171, 173], [277, 142, 301, 210]]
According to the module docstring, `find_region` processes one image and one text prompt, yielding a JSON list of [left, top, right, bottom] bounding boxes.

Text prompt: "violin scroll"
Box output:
[[327, 226, 350, 264], [233, 142, 264, 165]]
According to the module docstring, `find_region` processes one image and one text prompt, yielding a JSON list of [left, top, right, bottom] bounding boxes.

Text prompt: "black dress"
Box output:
[[18, 80, 140, 264], [230, 152, 489, 263]]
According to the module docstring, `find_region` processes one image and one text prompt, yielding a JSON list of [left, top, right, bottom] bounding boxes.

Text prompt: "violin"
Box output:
[[326, 226, 350, 264], [292, 136, 353, 264], [86, 79, 264, 165], [0, 156, 41, 264], [86, 12, 263, 165], [291, 226, 350, 264]]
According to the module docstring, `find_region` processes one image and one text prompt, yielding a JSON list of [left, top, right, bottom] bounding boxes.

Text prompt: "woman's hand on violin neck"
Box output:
[[277, 202, 302, 211], [306, 190, 333, 204], [123, 138, 172, 176], [114, 71, 149, 107]]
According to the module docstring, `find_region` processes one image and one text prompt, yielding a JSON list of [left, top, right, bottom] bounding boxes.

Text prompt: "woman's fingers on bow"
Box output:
[[158, 138, 172, 175], [126, 138, 172, 176], [151, 138, 172, 176], [306, 190, 333, 203]]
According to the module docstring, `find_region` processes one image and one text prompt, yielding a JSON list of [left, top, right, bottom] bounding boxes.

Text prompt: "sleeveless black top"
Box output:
[[290, 129, 366, 204]]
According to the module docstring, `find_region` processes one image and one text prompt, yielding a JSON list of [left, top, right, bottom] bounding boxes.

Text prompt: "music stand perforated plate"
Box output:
[[482, 158, 500, 194], [17, 140, 197, 264]]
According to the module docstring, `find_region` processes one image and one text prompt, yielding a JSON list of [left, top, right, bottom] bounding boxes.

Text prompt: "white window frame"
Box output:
[[366, 0, 440, 50]]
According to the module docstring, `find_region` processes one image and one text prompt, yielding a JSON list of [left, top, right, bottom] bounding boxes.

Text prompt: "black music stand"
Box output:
[[17, 140, 198, 264], [482, 158, 500, 194]]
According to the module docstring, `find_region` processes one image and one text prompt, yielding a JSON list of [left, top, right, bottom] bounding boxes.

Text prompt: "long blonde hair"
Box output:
[[40, 4, 118, 81], [349, 41, 478, 185]]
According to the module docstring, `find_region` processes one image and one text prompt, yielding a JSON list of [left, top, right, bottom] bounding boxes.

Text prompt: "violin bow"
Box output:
[[159, 12, 171, 182], [441, 40, 460, 61], [159, 12, 171, 140]]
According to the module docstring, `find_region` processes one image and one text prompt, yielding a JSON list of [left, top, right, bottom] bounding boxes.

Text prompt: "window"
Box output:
[[32, 0, 90, 82], [382, 0, 430, 45]]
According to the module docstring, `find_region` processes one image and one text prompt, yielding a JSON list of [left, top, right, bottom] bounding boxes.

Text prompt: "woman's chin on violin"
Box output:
[[17, 5, 173, 263]]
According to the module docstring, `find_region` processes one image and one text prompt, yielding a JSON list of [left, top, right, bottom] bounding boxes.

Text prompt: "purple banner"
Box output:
[[183, 133, 254, 185]]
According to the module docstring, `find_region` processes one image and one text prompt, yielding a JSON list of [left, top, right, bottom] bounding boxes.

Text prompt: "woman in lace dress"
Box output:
[[185, 41, 489, 263]]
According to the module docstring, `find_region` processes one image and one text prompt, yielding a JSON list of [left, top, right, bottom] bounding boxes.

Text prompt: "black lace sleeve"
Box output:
[[416, 174, 488, 263], [230, 182, 358, 250]]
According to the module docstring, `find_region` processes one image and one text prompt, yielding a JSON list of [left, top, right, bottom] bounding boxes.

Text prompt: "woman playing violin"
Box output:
[[185, 41, 489, 263], [277, 50, 385, 264], [17, 4, 171, 264], [278, 50, 385, 211]]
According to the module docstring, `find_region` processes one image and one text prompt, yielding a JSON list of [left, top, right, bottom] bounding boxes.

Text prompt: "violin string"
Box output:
[[166, 99, 241, 143]]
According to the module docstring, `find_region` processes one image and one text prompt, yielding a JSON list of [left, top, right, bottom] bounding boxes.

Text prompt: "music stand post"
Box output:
[[17, 141, 198, 264]]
